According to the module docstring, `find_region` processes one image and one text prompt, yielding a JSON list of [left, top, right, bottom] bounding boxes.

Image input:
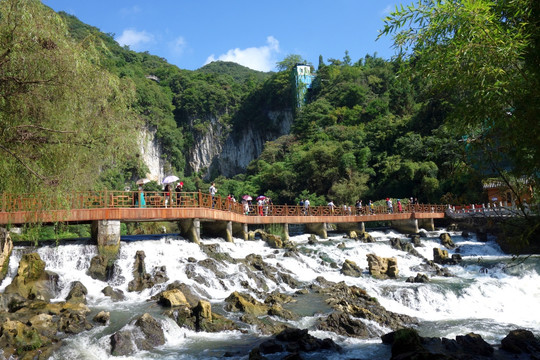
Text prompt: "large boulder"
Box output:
[[366, 253, 399, 279], [501, 329, 540, 354], [0, 228, 14, 283], [357, 232, 374, 243], [317, 311, 371, 338], [66, 281, 88, 304], [157, 289, 189, 307], [440, 233, 456, 249], [87, 254, 114, 281], [433, 247, 449, 264], [127, 250, 166, 292], [4, 252, 59, 301], [110, 313, 165, 356], [101, 286, 125, 301], [340, 259, 363, 277], [224, 291, 269, 316]]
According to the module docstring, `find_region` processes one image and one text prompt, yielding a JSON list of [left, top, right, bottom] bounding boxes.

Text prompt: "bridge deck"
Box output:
[[0, 191, 446, 225]]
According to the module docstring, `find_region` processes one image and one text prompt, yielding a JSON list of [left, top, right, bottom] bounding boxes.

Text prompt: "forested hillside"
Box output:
[[3, 0, 530, 208]]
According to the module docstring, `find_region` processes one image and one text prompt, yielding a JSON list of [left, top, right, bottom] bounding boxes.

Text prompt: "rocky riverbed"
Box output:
[[0, 228, 539, 359]]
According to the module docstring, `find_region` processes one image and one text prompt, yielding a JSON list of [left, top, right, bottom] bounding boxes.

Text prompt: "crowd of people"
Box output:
[[135, 177, 420, 216]]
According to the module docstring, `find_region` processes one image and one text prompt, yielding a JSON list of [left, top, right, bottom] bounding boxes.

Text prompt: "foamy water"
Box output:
[[2, 227, 539, 359]]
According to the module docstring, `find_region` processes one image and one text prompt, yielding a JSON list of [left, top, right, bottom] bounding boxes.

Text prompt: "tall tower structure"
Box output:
[[292, 64, 314, 108]]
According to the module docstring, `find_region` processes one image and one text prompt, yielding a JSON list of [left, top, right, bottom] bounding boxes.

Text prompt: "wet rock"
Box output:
[[476, 230, 489, 242], [501, 329, 540, 354], [152, 265, 168, 284], [136, 313, 165, 346], [259, 338, 284, 354], [357, 232, 374, 243], [201, 243, 235, 263], [110, 330, 135, 356], [381, 328, 424, 358], [225, 291, 269, 316], [390, 238, 423, 257], [317, 311, 370, 338], [66, 281, 88, 304], [461, 231, 470, 238], [347, 231, 358, 239], [278, 272, 299, 289], [411, 235, 423, 247], [127, 250, 152, 292], [406, 273, 430, 283], [275, 327, 342, 353], [340, 259, 363, 277], [162, 281, 200, 307], [58, 303, 93, 334], [241, 314, 289, 335], [337, 242, 346, 249], [0, 228, 13, 283], [28, 313, 56, 338], [4, 252, 59, 301], [418, 231, 428, 237], [268, 304, 299, 321], [157, 289, 189, 307], [308, 234, 318, 244], [366, 253, 399, 279], [88, 254, 114, 281], [433, 247, 449, 264], [101, 286, 125, 301], [93, 311, 110, 325], [264, 291, 295, 306], [0, 319, 47, 358], [440, 233, 456, 249], [455, 332, 494, 356]]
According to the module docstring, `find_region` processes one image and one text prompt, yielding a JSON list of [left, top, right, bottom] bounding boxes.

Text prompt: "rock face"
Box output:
[[4, 252, 59, 301], [252, 328, 342, 358], [88, 254, 114, 282], [340, 259, 363, 277], [139, 126, 166, 182], [440, 232, 456, 249], [0, 228, 13, 283], [128, 250, 168, 292], [381, 328, 536, 360], [110, 313, 165, 356], [366, 253, 399, 279]]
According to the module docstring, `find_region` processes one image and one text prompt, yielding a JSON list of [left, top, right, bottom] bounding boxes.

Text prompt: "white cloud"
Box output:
[[120, 5, 141, 17], [169, 36, 187, 56], [204, 36, 280, 72], [116, 29, 154, 50], [382, 4, 394, 15]]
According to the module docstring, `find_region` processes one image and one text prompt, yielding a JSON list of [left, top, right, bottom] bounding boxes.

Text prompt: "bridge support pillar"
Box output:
[[305, 223, 327, 239], [91, 220, 121, 257], [419, 218, 435, 231], [391, 219, 419, 234], [179, 219, 200, 244], [202, 220, 234, 243], [232, 223, 248, 241], [336, 222, 366, 234], [282, 223, 290, 242]]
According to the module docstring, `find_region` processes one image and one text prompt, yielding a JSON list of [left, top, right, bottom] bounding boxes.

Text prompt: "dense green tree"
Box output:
[[380, 0, 540, 195], [0, 0, 140, 194]]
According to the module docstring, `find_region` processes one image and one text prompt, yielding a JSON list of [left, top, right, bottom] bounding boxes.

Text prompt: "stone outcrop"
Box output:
[[390, 237, 423, 257], [88, 254, 114, 282], [110, 313, 165, 356], [313, 279, 417, 337], [433, 248, 462, 265], [0, 228, 13, 283], [250, 327, 342, 359], [128, 250, 168, 292], [440, 232, 456, 249], [102, 286, 126, 301], [366, 253, 399, 279], [157, 289, 189, 307], [382, 328, 538, 360], [225, 291, 269, 316], [406, 273, 430, 283], [4, 252, 59, 301], [340, 259, 363, 277]]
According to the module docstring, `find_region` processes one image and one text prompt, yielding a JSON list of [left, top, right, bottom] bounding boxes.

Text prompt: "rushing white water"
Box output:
[[2, 227, 539, 359]]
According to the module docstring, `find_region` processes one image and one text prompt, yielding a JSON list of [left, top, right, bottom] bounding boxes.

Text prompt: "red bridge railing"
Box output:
[[0, 191, 447, 217]]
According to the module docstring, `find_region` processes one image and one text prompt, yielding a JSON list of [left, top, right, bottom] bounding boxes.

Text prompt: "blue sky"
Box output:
[[42, 0, 410, 72]]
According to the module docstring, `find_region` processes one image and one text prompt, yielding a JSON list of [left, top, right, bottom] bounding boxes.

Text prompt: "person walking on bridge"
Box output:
[[209, 182, 217, 208]]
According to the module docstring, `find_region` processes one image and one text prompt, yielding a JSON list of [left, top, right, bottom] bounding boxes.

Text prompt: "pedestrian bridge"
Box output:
[[1, 191, 446, 244]]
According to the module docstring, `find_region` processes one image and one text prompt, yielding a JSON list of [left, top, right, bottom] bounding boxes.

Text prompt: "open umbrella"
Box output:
[[136, 178, 151, 185], [256, 195, 266, 201], [162, 175, 179, 184], [242, 195, 252, 201]]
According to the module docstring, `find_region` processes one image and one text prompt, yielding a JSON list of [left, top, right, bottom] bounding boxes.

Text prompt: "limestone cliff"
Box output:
[[187, 110, 293, 179], [139, 126, 166, 183]]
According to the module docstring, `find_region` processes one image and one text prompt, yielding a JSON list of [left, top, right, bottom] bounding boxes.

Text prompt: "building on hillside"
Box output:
[[482, 177, 533, 206], [292, 64, 314, 108]]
